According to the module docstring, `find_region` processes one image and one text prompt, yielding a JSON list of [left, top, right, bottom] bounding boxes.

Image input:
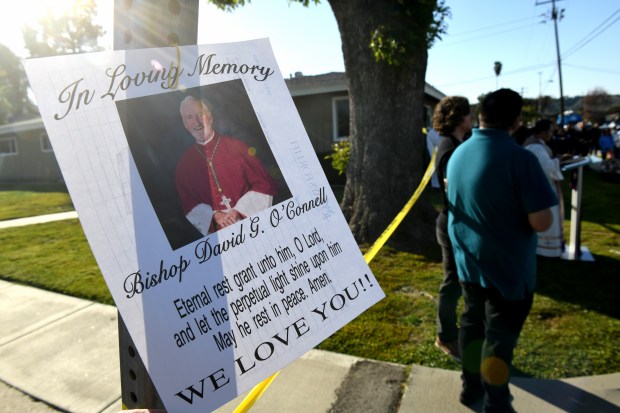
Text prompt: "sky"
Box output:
[[1, 0, 619, 104]]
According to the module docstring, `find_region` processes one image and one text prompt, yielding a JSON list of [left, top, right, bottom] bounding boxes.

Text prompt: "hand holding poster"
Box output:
[[25, 39, 384, 412]]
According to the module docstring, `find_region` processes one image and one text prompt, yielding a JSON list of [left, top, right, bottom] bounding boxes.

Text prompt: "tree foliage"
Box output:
[[0, 44, 35, 123], [521, 98, 540, 125], [23, 0, 105, 58], [582, 88, 611, 124], [0, 0, 105, 124], [370, 0, 449, 65], [493, 61, 502, 76], [539, 95, 553, 116], [210, 0, 319, 11]]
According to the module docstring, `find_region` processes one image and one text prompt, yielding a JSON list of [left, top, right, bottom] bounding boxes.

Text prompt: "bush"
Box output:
[[324, 140, 350, 175]]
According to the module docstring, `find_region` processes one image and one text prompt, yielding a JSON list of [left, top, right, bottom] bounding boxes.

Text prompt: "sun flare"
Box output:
[[1, 0, 100, 55], [16, 0, 84, 29]]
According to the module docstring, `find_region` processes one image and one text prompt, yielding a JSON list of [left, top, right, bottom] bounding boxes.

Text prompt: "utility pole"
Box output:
[[538, 71, 542, 116], [113, 1, 199, 410], [537, 0, 565, 126]]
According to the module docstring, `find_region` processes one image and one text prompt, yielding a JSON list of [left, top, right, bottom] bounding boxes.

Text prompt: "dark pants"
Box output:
[[436, 218, 462, 343], [460, 283, 533, 412]]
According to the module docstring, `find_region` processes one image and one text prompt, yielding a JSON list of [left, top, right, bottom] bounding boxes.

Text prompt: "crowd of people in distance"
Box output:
[[545, 121, 620, 160]]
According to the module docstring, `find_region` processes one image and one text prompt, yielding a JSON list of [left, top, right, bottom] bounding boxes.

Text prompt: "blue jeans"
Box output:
[[460, 282, 533, 412]]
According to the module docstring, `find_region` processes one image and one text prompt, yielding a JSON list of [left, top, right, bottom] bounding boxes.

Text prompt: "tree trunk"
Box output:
[[328, 0, 437, 246]]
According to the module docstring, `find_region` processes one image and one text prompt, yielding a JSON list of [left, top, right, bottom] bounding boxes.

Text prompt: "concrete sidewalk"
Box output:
[[1, 212, 620, 412], [0, 211, 78, 229], [1, 280, 620, 413]]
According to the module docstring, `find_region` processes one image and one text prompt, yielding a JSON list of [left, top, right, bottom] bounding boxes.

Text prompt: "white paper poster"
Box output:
[[25, 39, 384, 412]]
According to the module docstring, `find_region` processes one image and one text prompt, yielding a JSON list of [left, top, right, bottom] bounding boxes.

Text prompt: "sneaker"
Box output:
[[434, 337, 461, 363]]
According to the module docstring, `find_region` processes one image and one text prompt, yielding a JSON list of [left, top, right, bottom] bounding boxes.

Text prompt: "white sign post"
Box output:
[[25, 40, 384, 412]]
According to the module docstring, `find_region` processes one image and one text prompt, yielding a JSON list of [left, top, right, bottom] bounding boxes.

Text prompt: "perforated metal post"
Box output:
[[118, 316, 165, 409], [113, 0, 199, 409]]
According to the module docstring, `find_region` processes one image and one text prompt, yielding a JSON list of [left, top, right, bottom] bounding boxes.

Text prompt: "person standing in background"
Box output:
[[431, 96, 473, 362], [523, 119, 565, 258], [426, 127, 442, 189], [599, 127, 615, 159]]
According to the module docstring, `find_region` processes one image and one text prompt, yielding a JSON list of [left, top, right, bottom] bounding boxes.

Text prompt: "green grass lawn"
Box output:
[[0, 220, 110, 304], [0, 182, 73, 221], [0, 169, 618, 379]]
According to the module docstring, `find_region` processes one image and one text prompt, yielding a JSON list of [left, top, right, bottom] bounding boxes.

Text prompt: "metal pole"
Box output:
[[118, 316, 165, 410], [551, 0, 565, 126], [113, 0, 198, 50], [113, 0, 199, 409], [567, 166, 583, 259], [538, 71, 542, 116], [560, 158, 593, 261]]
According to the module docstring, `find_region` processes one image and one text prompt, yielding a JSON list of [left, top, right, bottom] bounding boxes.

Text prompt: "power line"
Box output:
[[439, 22, 542, 46], [562, 7, 620, 56], [563, 63, 620, 75], [437, 62, 555, 87], [542, 67, 557, 95], [447, 15, 540, 36], [521, 10, 541, 69], [504, 62, 555, 76], [562, 11, 620, 59], [437, 74, 495, 88]]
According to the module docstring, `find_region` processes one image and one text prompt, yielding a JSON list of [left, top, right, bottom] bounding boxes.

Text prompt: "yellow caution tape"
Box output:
[[232, 150, 436, 413], [363, 149, 436, 263], [232, 371, 280, 413]]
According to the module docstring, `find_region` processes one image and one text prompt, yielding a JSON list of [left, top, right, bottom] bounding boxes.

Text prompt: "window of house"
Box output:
[[424, 105, 432, 129], [40, 132, 53, 152], [332, 96, 350, 141], [0, 136, 18, 156]]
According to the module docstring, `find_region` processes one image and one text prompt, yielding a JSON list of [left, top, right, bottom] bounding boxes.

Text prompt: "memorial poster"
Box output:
[[25, 39, 384, 412]]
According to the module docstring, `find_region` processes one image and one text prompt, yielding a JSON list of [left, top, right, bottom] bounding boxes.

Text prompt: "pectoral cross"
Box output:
[[220, 195, 232, 212]]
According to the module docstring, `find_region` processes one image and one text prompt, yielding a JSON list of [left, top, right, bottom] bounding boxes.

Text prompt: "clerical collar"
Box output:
[[196, 130, 216, 146]]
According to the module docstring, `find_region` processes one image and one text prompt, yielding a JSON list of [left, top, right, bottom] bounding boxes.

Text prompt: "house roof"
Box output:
[[423, 82, 446, 101], [285, 71, 446, 100], [286, 72, 348, 97], [0, 117, 44, 135]]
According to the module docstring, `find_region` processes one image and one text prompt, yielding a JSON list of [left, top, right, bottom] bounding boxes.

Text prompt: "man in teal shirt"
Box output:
[[447, 89, 557, 413]]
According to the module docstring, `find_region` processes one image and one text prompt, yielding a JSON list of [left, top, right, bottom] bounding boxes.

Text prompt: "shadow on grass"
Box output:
[[523, 169, 620, 319], [536, 254, 620, 319], [599, 223, 620, 236], [568, 168, 620, 227], [0, 182, 68, 193]]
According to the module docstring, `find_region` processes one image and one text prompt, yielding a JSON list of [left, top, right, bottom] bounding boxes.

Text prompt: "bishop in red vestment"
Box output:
[[176, 96, 277, 234]]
